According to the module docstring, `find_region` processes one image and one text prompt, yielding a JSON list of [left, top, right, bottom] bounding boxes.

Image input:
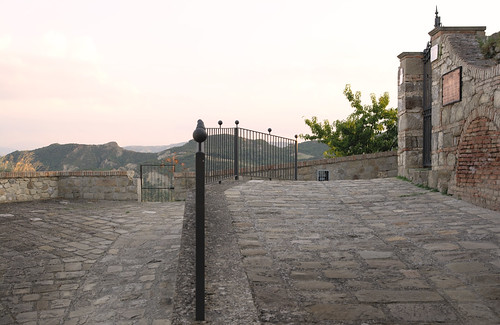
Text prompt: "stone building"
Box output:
[[397, 12, 500, 211]]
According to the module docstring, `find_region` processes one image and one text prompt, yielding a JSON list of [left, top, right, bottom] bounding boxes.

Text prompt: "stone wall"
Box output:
[[173, 151, 398, 200], [296, 151, 397, 181], [0, 151, 398, 203], [0, 174, 59, 202], [397, 52, 424, 178], [173, 171, 196, 201], [398, 25, 500, 211], [0, 171, 138, 203]]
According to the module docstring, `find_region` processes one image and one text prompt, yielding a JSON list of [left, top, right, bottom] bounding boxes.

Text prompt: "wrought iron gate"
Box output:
[[205, 120, 298, 183], [422, 42, 432, 168], [140, 164, 175, 202]]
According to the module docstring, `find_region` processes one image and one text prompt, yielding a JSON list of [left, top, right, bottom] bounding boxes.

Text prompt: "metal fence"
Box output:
[[140, 164, 175, 202], [205, 120, 298, 183]]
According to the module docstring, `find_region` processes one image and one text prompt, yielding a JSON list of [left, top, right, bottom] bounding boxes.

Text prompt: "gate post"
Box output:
[[193, 120, 207, 321], [294, 135, 298, 180], [234, 120, 239, 180]]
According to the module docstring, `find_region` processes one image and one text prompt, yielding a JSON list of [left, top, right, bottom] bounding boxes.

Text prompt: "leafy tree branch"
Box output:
[[301, 84, 397, 157]]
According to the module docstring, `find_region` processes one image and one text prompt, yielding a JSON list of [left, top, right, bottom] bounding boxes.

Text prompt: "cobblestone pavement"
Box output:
[[221, 178, 500, 324], [0, 199, 184, 325]]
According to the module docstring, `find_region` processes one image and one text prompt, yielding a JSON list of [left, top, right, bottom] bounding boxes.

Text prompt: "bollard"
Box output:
[[193, 119, 207, 321], [234, 120, 239, 180]]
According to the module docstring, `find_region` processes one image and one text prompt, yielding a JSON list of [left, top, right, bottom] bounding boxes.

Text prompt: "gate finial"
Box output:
[[434, 6, 441, 28], [193, 119, 207, 144]]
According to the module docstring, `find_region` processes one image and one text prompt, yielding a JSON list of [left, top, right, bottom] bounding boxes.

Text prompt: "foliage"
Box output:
[[301, 84, 398, 157], [0, 152, 43, 172], [478, 32, 500, 63]]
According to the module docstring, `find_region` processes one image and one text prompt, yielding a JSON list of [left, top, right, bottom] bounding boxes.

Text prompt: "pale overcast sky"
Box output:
[[1, 0, 499, 153]]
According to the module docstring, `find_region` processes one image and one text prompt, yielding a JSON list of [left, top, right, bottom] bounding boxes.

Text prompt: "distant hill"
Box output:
[[124, 142, 187, 153], [162, 138, 329, 171], [2, 140, 329, 174], [5, 142, 158, 173], [298, 141, 329, 160]]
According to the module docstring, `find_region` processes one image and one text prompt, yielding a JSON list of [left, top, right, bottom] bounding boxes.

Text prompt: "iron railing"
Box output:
[[140, 164, 175, 202], [205, 120, 298, 183]]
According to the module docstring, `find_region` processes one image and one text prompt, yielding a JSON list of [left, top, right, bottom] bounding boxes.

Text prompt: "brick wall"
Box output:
[[0, 171, 138, 203], [453, 117, 500, 209]]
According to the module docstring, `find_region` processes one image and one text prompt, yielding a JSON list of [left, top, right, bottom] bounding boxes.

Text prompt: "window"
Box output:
[[317, 170, 329, 181]]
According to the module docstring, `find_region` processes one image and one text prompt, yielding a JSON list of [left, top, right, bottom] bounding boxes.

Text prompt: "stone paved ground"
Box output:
[[2, 179, 500, 324], [217, 178, 500, 324], [0, 199, 184, 325]]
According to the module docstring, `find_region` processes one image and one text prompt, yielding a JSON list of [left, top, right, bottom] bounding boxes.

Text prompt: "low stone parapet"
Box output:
[[297, 151, 398, 181], [0, 171, 138, 203], [172, 151, 399, 201]]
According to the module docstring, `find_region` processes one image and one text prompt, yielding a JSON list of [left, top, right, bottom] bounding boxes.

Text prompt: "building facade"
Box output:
[[398, 14, 500, 210]]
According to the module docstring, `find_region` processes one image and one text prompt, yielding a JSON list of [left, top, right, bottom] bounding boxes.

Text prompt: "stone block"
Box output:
[[307, 304, 384, 321], [479, 93, 490, 105], [441, 107, 451, 125], [402, 57, 424, 75], [446, 153, 456, 167], [387, 303, 458, 322], [399, 112, 423, 131], [428, 170, 439, 188], [403, 81, 423, 93], [355, 290, 443, 303], [495, 89, 500, 108], [405, 96, 423, 110]]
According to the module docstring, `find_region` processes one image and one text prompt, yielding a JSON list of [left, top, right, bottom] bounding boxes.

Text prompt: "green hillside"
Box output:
[[6, 142, 157, 172], [2, 140, 329, 174], [298, 141, 329, 160]]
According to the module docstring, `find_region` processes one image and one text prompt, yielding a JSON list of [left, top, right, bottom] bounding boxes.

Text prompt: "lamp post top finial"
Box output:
[[434, 6, 441, 28]]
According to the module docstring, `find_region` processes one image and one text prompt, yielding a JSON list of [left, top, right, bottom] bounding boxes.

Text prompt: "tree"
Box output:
[[301, 84, 397, 157]]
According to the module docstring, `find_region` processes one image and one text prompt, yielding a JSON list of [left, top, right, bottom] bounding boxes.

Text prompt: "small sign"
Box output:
[[398, 67, 404, 85], [442, 67, 462, 106], [431, 44, 439, 62]]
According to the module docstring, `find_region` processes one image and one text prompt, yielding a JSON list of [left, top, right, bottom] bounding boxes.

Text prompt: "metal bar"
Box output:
[[193, 120, 207, 322], [204, 122, 296, 182], [195, 150, 205, 321], [293, 135, 299, 180], [234, 122, 239, 180], [140, 165, 143, 201]]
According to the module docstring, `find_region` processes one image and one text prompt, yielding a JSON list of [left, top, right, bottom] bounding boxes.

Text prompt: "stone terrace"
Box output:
[[0, 199, 184, 324], [1, 178, 500, 324], [175, 178, 500, 324]]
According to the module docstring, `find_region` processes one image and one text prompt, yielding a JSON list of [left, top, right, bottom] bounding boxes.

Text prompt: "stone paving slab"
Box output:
[[221, 178, 500, 324], [0, 199, 184, 325]]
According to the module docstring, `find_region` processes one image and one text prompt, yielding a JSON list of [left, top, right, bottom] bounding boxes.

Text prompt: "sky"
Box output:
[[1, 0, 499, 154]]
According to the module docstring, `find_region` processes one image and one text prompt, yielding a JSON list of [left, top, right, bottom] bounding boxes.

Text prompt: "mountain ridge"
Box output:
[[1, 140, 329, 173], [124, 142, 188, 153]]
